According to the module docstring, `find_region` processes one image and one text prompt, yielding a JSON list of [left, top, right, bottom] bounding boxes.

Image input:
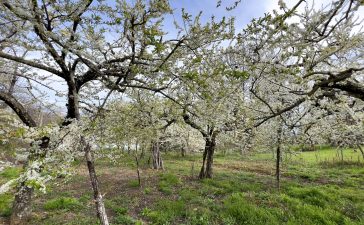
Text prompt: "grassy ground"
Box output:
[[0, 148, 363, 225]]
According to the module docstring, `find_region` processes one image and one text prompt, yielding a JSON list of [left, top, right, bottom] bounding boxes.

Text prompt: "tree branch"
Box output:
[[0, 91, 37, 127]]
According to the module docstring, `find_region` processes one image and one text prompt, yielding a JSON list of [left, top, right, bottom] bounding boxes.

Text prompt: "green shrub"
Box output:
[[44, 197, 82, 211]]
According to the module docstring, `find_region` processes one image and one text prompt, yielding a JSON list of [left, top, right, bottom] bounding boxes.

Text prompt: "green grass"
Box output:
[[142, 200, 186, 224], [0, 167, 22, 179], [250, 148, 363, 165], [2, 147, 363, 224], [223, 193, 280, 225], [158, 172, 181, 194], [44, 197, 83, 211], [128, 179, 140, 188], [0, 194, 13, 217]]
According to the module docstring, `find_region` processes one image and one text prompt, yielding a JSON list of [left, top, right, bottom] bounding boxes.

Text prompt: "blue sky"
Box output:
[[169, 0, 272, 27]]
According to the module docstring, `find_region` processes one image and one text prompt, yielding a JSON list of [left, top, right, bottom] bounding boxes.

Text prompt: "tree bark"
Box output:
[[10, 183, 33, 225], [357, 145, 364, 160], [84, 142, 109, 225], [140, 145, 145, 159], [10, 137, 49, 225], [135, 155, 141, 187], [1, 85, 41, 224], [63, 76, 80, 125], [0, 91, 37, 127], [151, 141, 163, 170], [276, 126, 282, 191], [199, 138, 216, 179], [199, 147, 208, 179], [135, 141, 141, 186], [276, 143, 281, 190], [181, 146, 186, 157]]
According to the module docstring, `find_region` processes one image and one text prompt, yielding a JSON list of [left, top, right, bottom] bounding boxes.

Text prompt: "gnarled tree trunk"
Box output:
[[10, 137, 49, 225], [10, 183, 33, 225]]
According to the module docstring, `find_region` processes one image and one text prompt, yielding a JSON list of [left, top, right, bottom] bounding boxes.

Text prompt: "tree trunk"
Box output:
[[199, 138, 216, 179], [276, 143, 281, 191], [276, 126, 282, 191], [199, 147, 208, 179], [151, 141, 163, 170], [135, 155, 141, 187], [135, 141, 141, 187], [127, 141, 131, 155], [84, 142, 109, 225], [357, 145, 364, 160], [10, 183, 33, 225], [68, 74, 109, 225], [140, 142, 145, 159], [10, 137, 49, 225], [181, 146, 186, 157], [63, 79, 80, 124]]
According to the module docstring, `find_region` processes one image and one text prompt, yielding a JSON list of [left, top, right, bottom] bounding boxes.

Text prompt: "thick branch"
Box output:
[[183, 114, 208, 138], [0, 91, 37, 127], [0, 51, 63, 76]]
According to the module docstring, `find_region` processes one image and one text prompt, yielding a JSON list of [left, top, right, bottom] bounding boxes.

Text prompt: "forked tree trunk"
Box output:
[[199, 138, 216, 179], [182, 115, 218, 179], [199, 147, 208, 179], [84, 142, 109, 225], [151, 141, 164, 170]]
